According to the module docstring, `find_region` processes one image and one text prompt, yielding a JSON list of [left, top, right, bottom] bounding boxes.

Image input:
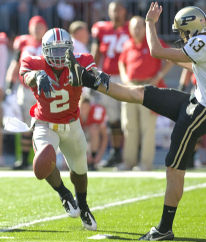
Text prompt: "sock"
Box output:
[[91, 152, 97, 163], [91, 152, 97, 158], [22, 151, 29, 166], [53, 181, 69, 197], [76, 192, 87, 210], [114, 147, 121, 154], [157, 205, 177, 233]]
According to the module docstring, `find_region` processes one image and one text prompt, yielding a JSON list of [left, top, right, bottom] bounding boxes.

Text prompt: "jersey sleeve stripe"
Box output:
[[86, 62, 96, 71], [19, 67, 32, 75], [182, 48, 197, 64]]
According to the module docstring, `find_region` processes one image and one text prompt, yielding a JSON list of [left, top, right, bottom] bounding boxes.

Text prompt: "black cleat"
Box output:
[[60, 191, 80, 218], [138, 227, 174, 241], [80, 205, 97, 231]]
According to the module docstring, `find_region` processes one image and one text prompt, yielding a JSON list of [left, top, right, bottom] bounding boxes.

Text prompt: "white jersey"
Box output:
[[183, 34, 206, 107]]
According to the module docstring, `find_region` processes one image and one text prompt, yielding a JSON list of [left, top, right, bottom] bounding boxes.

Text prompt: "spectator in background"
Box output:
[[5, 16, 48, 170], [69, 21, 89, 53], [57, 0, 75, 30], [91, 0, 130, 167], [0, 32, 9, 165], [17, 0, 32, 35], [118, 16, 173, 171], [80, 95, 108, 171], [32, 0, 58, 28], [0, 0, 19, 36]]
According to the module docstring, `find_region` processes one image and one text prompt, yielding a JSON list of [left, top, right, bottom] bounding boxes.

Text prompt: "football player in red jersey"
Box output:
[[91, 0, 130, 167], [80, 96, 108, 171], [19, 28, 97, 231], [6, 16, 48, 170]]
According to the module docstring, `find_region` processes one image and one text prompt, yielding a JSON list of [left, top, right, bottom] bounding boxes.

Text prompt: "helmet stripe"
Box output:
[[59, 28, 63, 41], [55, 28, 60, 41]]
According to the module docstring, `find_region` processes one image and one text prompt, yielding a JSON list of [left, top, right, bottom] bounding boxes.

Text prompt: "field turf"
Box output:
[[0, 171, 205, 242]]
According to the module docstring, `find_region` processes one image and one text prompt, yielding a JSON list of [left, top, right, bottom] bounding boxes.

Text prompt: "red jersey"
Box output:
[[13, 34, 42, 63], [119, 37, 169, 87], [19, 53, 96, 124], [91, 21, 130, 75], [80, 104, 106, 129]]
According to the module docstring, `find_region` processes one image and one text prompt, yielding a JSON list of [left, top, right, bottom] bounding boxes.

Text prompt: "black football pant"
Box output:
[[143, 85, 206, 170]]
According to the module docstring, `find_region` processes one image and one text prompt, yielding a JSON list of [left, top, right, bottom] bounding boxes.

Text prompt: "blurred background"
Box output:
[[1, 0, 206, 171]]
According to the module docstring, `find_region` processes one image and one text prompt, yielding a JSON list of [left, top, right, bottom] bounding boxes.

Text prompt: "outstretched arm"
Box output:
[[66, 49, 144, 104], [146, 2, 191, 63], [97, 82, 144, 104]]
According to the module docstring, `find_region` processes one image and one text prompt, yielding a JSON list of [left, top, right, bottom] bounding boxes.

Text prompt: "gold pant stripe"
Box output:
[[171, 108, 206, 168]]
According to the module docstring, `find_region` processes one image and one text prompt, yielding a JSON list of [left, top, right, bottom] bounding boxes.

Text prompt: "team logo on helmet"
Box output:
[[180, 15, 196, 26], [172, 6, 206, 42]]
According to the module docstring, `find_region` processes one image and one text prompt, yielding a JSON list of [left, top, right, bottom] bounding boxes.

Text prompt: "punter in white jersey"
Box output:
[[66, 2, 206, 240]]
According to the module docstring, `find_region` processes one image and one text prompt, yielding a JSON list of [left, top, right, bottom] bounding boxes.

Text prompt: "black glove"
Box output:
[[35, 70, 55, 98], [65, 49, 84, 87], [65, 49, 110, 91]]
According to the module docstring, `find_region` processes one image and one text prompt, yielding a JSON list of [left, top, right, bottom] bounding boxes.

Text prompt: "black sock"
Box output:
[[76, 192, 87, 210], [91, 152, 97, 158], [53, 181, 69, 197], [157, 205, 177, 233], [22, 151, 29, 166]]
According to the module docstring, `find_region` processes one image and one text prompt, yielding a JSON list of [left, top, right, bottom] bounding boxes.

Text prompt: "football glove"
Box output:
[[35, 70, 55, 98], [65, 49, 110, 91]]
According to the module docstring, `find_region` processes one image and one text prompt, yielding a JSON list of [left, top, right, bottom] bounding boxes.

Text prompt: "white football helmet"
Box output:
[[42, 28, 74, 68], [172, 6, 206, 42]]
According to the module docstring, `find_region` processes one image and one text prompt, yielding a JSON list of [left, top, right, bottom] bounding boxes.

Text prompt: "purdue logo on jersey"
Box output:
[[180, 15, 196, 26]]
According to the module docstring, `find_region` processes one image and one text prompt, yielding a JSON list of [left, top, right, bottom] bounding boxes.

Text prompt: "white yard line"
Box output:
[[1, 182, 206, 232], [0, 170, 206, 178]]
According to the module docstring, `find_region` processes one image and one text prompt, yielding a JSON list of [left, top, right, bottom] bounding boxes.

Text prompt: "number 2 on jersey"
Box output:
[[50, 90, 69, 113]]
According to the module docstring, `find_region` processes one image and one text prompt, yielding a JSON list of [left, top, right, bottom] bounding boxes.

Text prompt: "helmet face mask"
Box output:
[[172, 6, 206, 43], [42, 28, 74, 68]]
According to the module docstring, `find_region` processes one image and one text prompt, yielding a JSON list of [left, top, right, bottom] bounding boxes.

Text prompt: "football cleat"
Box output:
[[80, 205, 97, 231], [138, 227, 174, 241], [60, 191, 80, 218]]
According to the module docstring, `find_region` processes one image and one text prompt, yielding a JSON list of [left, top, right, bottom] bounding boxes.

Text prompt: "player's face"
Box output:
[[129, 18, 146, 41], [44, 46, 68, 68], [29, 23, 48, 41], [108, 3, 126, 22]]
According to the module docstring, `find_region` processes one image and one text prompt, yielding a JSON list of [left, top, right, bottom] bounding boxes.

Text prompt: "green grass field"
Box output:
[[0, 171, 205, 242]]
